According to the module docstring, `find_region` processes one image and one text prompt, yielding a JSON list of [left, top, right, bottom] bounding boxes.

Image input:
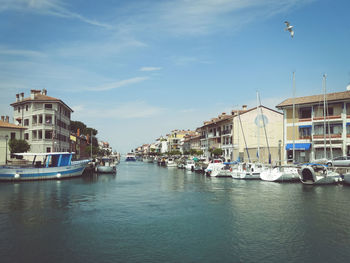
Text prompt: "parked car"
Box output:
[[326, 156, 350, 167]]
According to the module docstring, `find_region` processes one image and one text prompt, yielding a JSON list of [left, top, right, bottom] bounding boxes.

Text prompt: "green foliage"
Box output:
[[8, 139, 30, 153], [212, 148, 223, 157], [85, 145, 99, 156], [71, 120, 98, 136], [169, 150, 181, 156], [196, 150, 203, 155]]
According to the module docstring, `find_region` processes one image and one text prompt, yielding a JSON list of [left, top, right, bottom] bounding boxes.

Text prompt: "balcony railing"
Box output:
[[313, 115, 341, 120], [313, 134, 342, 139]]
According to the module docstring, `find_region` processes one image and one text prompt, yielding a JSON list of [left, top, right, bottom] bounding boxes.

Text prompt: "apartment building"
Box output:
[[232, 106, 283, 164], [277, 89, 350, 163], [167, 130, 195, 152], [199, 105, 283, 163], [10, 89, 73, 153]]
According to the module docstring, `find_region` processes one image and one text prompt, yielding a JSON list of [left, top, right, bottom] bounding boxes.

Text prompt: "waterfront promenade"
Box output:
[[1, 162, 350, 263]]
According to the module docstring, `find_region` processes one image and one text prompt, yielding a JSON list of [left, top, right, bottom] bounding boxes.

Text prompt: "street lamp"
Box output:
[[5, 134, 9, 165]]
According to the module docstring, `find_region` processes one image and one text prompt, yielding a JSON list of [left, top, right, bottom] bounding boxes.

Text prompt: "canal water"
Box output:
[[1, 162, 350, 263]]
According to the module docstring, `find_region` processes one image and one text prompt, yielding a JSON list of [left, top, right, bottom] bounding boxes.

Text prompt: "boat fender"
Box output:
[[57, 173, 62, 178], [14, 173, 20, 179], [230, 168, 232, 172]]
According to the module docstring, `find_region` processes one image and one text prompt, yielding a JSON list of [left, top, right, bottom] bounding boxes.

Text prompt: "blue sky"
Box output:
[[1, 0, 350, 153]]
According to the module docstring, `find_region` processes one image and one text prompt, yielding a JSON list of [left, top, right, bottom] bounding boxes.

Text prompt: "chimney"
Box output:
[[42, 88, 47, 95], [20, 92, 24, 101], [242, 105, 247, 111], [1, 116, 4, 122], [5, 116, 9, 123], [16, 94, 20, 102]]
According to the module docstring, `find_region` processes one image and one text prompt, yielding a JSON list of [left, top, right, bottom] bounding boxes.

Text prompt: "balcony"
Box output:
[[313, 134, 342, 140], [313, 115, 341, 121], [222, 129, 231, 135]]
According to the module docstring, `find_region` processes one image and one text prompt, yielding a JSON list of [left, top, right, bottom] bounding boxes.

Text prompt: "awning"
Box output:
[[299, 125, 312, 128], [286, 143, 311, 150]]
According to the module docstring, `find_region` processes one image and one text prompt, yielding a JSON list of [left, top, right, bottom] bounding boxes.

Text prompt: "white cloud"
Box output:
[[73, 101, 164, 120], [114, 0, 315, 36], [87, 77, 149, 91], [140, 67, 162, 72], [0, 0, 111, 28], [0, 46, 46, 58]]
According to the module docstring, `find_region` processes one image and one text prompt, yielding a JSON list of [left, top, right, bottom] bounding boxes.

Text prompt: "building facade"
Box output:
[[0, 117, 26, 164], [10, 89, 73, 153], [277, 89, 350, 163]]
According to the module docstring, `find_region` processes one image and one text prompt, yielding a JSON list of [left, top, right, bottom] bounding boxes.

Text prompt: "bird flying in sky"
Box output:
[[284, 21, 294, 38]]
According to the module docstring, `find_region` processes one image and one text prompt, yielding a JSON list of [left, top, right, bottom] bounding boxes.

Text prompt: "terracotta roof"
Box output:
[[10, 93, 73, 112], [276, 90, 350, 108], [0, 120, 26, 129]]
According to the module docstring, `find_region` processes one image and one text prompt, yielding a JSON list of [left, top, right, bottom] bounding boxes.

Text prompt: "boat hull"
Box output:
[[260, 167, 299, 182], [299, 166, 342, 185], [0, 161, 88, 181], [95, 165, 116, 174]]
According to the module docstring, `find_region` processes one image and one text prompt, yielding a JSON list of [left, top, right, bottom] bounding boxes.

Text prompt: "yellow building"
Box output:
[[277, 89, 350, 163], [0, 116, 26, 164]]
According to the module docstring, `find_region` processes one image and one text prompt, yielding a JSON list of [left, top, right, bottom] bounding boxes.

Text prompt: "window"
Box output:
[[11, 132, 15, 139], [26, 105, 29, 111], [300, 108, 311, 118], [32, 131, 37, 140], [327, 107, 334, 116], [24, 133, 29, 140], [18, 107, 20, 113], [299, 127, 311, 138], [45, 104, 52, 109], [38, 130, 42, 139], [45, 130, 52, 139], [24, 119, 29, 126], [46, 147, 51, 153]]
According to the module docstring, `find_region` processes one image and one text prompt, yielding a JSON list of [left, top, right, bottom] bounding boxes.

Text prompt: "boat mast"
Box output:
[[258, 93, 271, 164], [257, 91, 260, 163], [238, 111, 251, 163], [323, 74, 326, 159], [292, 72, 295, 164]]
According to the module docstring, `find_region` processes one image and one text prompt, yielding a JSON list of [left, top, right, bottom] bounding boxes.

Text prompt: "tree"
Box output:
[[85, 145, 99, 156], [212, 148, 223, 157], [9, 139, 30, 157], [196, 150, 203, 155]]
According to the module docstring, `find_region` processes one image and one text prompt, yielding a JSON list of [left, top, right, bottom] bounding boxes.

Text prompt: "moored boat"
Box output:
[[260, 166, 299, 182], [0, 152, 89, 181], [95, 157, 117, 174], [125, 153, 136, 162], [299, 164, 342, 185], [231, 163, 263, 180]]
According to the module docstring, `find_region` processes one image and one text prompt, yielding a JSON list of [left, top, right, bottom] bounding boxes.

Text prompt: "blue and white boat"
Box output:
[[0, 152, 90, 181], [125, 153, 136, 162]]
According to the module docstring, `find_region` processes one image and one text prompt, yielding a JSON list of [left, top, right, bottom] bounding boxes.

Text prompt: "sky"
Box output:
[[0, 0, 350, 153]]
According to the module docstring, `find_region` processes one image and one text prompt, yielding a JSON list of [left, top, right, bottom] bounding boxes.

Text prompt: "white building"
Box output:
[[10, 89, 73, 153]]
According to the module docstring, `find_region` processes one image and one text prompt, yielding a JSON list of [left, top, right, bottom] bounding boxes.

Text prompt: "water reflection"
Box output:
[[1, 162, 350, 263]]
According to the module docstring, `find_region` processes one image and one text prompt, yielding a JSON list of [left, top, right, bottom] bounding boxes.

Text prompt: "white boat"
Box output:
[[125, 153, 136, 162], [95, 157, 117, 174], [185, 160, 196, 171], [231, 163, 263, 180], [205, 159, 223, 176], [260, 166, 299, 182], [166, 158, 177, 167], [299, 164, 342, 185], [0, 152, 89, 181]]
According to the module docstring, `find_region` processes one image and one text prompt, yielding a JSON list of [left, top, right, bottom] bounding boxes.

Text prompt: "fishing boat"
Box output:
[[95, 157, 117, 174], [125, 153, 136, 162], [260, 166, 299, 182], [0, 152, 89, 181], [299, 164, 342, 185]]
